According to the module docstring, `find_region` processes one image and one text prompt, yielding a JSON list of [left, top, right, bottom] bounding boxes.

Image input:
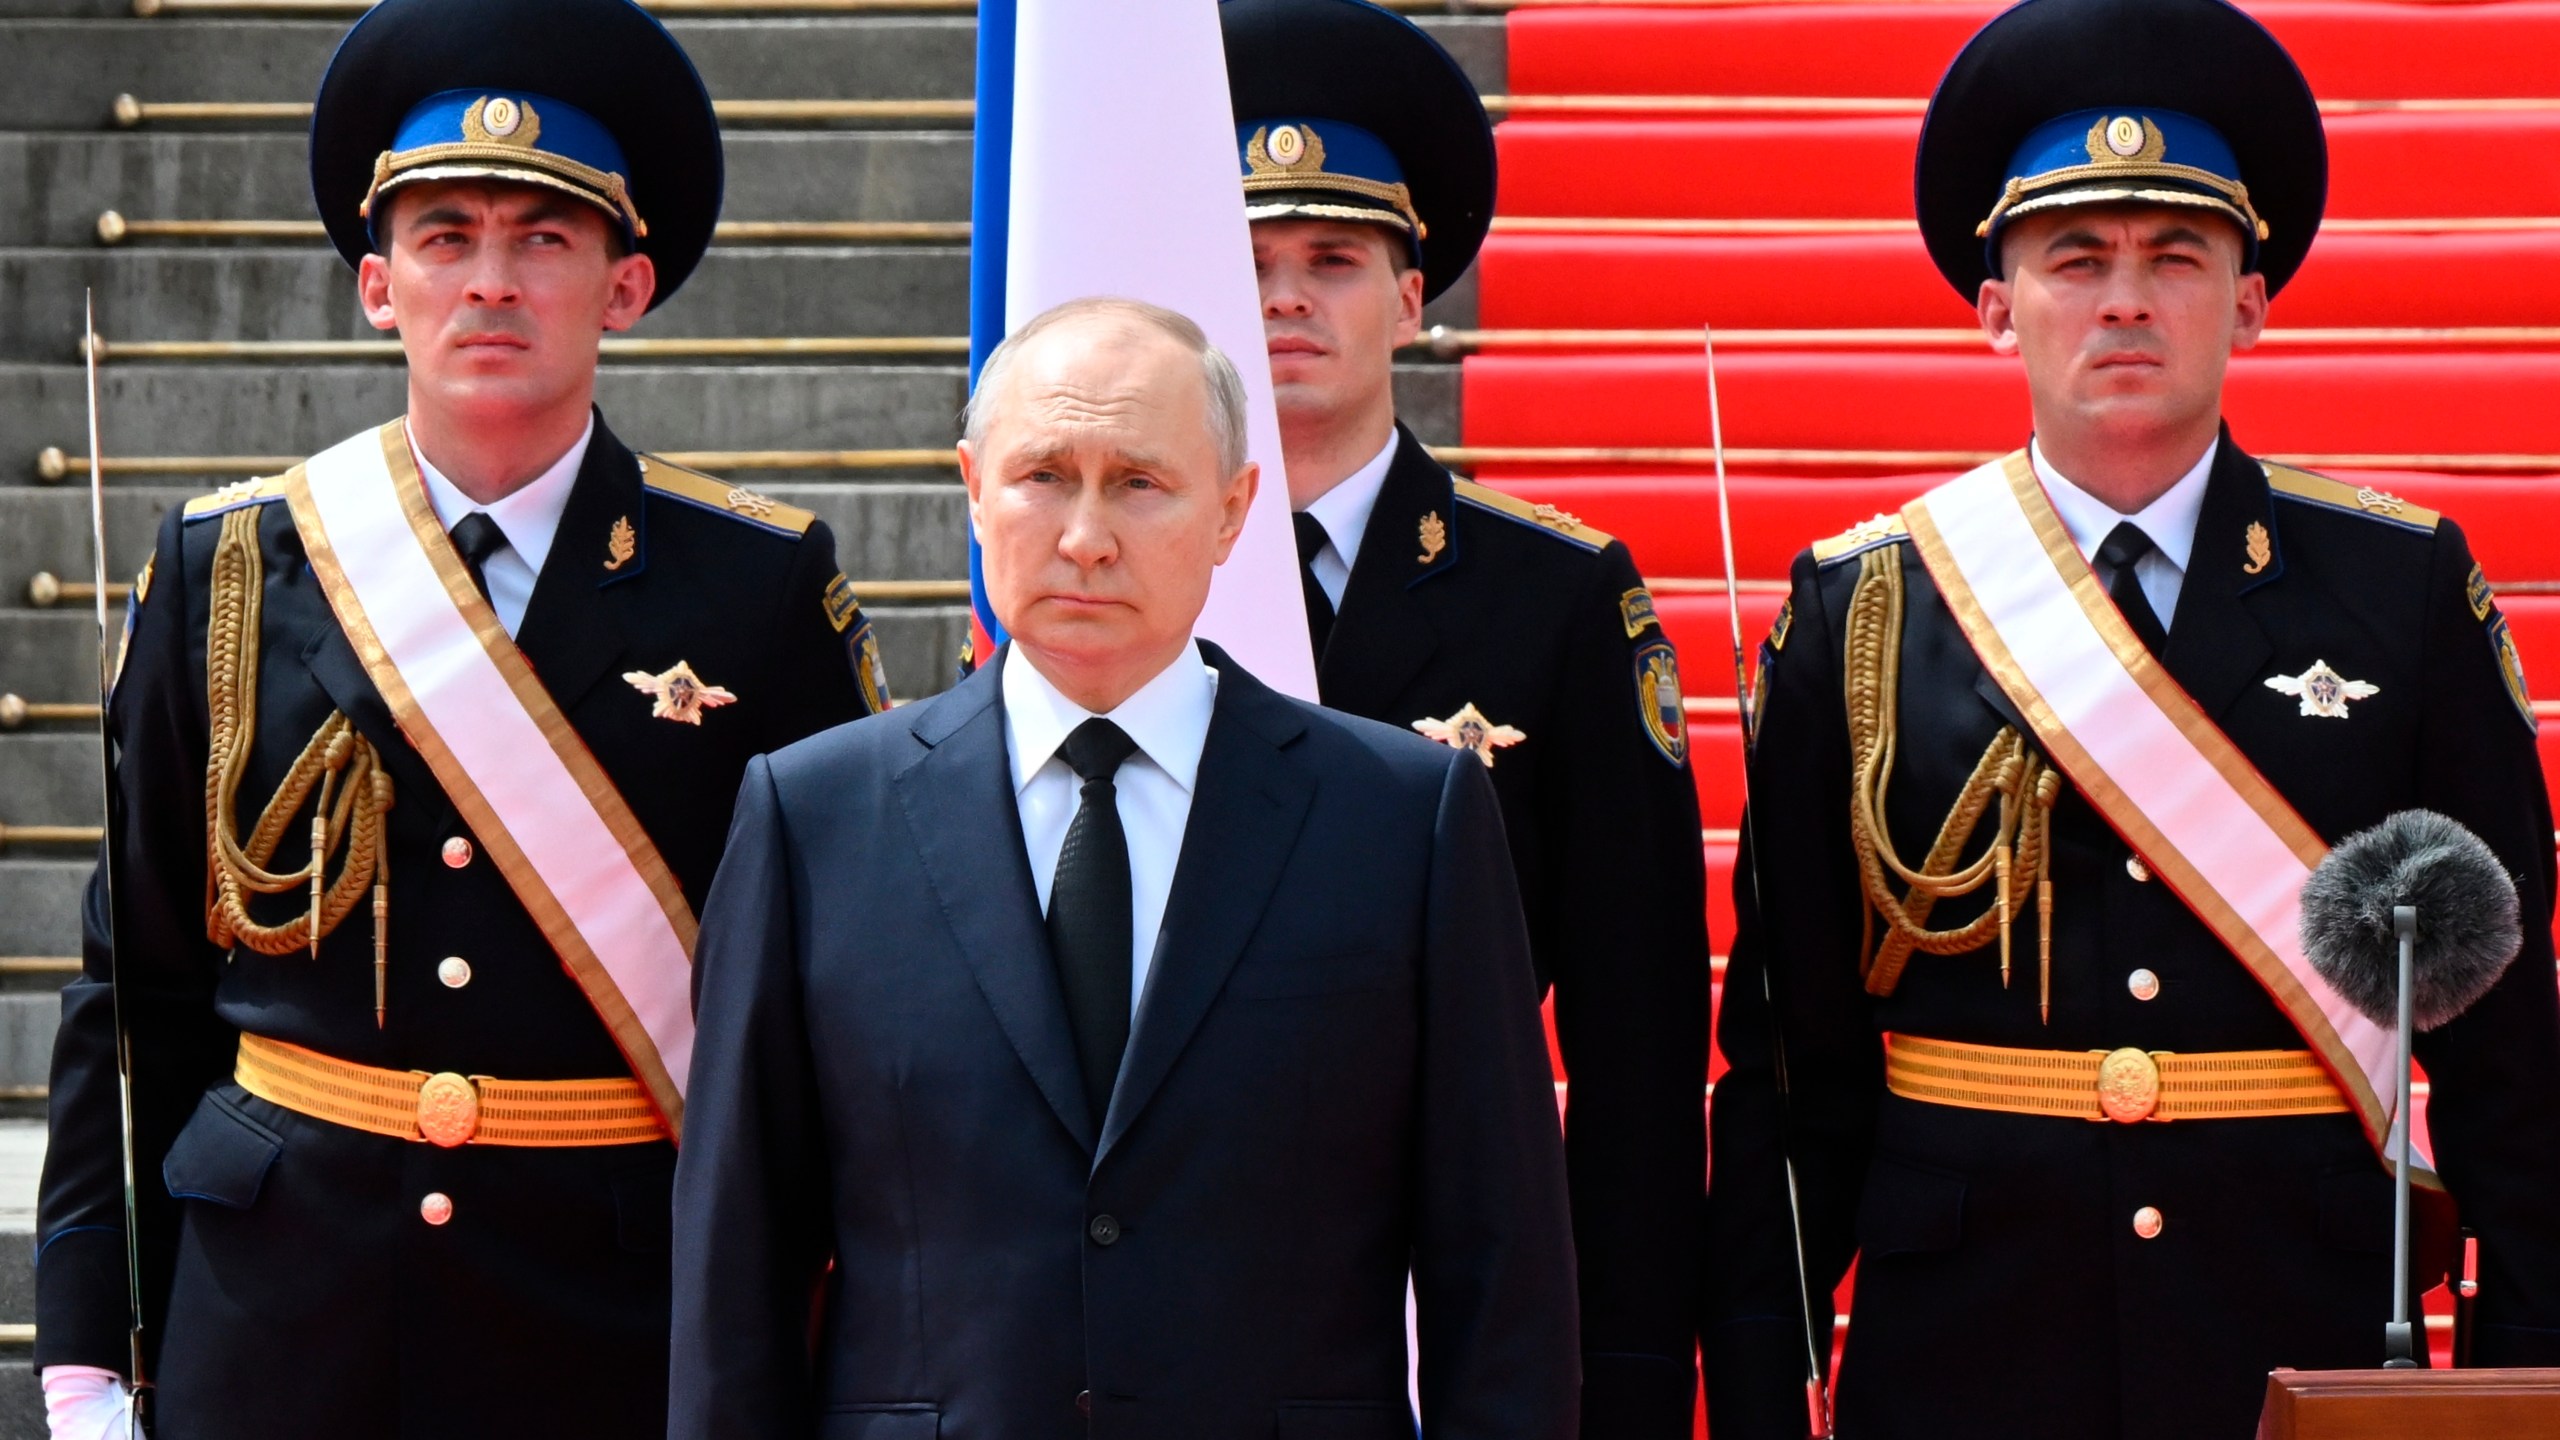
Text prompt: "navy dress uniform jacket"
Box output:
[[37, 415, 876, 1438], [1703, 436, 2560, 1439], [670, 642, 1580, 1440], [1317, 428, 1709, 1434]]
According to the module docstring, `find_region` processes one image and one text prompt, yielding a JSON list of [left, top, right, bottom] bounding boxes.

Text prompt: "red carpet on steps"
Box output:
[[1498, 114, 2560, 220], [1462, 351, 2560, 456], [1506, 3, 2560, 100], [1476, 231, 2560, 331]]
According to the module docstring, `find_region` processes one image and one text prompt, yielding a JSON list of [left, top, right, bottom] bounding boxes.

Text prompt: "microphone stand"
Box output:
[[2384, 904, 2419, 1369]]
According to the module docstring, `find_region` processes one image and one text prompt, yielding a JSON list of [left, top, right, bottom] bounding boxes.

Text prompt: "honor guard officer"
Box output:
[[34, 0, 883, 1435], [1703, 1, 2560, 1435], [1224, 2, 1710, 1431]]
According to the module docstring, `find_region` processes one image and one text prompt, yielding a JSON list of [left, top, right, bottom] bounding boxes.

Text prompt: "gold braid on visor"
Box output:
[[1976, 159, 2267, 244], [360, 143, 649, 240]]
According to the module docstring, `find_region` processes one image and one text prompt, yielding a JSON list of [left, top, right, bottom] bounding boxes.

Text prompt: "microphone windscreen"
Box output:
[[2299, 810, 2521, 1031]]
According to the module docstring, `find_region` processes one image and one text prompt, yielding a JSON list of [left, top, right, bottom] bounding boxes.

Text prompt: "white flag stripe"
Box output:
[[1003, 0, 1317, 699]]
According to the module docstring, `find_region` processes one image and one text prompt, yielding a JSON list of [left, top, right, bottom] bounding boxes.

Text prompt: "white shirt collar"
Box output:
[[1003, 641, 1219, 798], [1300, 429, 1400, 569], [412, 413, 595, 580], [2030, 435, 2217, 573]]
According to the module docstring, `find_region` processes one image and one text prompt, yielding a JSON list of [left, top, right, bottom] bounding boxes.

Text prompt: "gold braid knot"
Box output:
[[203, 503, 396, 1021], [1843, 543, 2061, 1018]]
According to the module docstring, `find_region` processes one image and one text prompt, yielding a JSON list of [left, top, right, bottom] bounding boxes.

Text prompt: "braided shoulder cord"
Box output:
[[1841, 545, 2060, 1012]]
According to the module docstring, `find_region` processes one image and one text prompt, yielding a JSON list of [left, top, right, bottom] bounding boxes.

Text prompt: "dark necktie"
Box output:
[[1293, 511, 1336, 658], [1048, 717, 1140, 1124], [2097, 521, 2170, 655], [448, 512, 509, 604]]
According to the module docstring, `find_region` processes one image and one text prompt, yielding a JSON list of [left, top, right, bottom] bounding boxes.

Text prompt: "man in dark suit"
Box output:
[[34, 3, 881, 1436], [1703, 2, 2560, 1436], [1223, 5, 1710, 1428], [672, 296, 1578, 1439]]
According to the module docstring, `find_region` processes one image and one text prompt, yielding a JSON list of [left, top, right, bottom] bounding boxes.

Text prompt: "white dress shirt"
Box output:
[[1296, 431, 1400, 610], [2031, 436, 2217, 629], [413, 415, 594, 639], [1003, 643, 1219, 1017]]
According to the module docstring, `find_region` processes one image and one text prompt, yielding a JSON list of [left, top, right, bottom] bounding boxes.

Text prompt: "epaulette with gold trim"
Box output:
[[181, 472, 291, 521], [638, 455, 816, 537], [2263, 464, 2439, 535], [1811, 512, 1910, 564], [1452, 479, 1613, 552]]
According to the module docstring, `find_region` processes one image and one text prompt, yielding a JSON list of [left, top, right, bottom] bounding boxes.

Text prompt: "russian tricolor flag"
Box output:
[[968, 0, 1318, 700]]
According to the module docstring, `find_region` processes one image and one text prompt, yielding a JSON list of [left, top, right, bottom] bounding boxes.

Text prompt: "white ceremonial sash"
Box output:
[[284, 421, 694, 1138], [1904, 452, 2432, 1181]]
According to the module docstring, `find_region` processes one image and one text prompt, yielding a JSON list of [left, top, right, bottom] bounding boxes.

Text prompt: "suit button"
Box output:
[[1075, 1391, 1092, 1418], [438, 956, 472, 989], [1087, 1214, 1121, 1246], [2125, 854, 2151, 882], [420, 1192, 454, 1226], [442, 836, 474, 869], [2132, 1205, 2164, 1240], [2127, 968, 2161, 1002]]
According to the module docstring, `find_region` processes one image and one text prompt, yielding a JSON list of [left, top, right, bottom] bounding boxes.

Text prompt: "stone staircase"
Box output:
[[0, 1, 1496, 1427]]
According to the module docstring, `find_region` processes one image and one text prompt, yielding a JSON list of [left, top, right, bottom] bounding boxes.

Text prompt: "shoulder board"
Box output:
[[2262, 464, 2439, 534], [181, 473, 290, 521], [1811, 511, 1910, 564], [639, 456, 815, 537], [1452, 479, 1613, 552]]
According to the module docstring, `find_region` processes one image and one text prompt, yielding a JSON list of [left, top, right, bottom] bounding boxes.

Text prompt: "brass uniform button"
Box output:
[[2127, 968, 2161, 1002], [420, 1192, 454, 1226], [442, 836, 474, 869], [2132, 1205, 2164, 1240], [2125, 855, 2151, 883], [438, 956, 473, 989]]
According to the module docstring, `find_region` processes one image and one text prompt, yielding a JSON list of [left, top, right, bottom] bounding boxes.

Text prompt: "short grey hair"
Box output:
[[962, 296, 1252, 478]]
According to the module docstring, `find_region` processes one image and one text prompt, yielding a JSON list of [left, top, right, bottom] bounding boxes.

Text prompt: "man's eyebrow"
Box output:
[[2042, 227, 2107, 255], [2143, 223, 2215, 250], [404, 203, 475, 231], [510, 198, 588, 229], [1009, 440, 1176, 473]]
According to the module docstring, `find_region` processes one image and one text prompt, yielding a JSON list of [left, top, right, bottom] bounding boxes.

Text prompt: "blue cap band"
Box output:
[[1238, 116, 1426, 262], [1979, 107, 2265, 271], [363, 88, 642, 246]]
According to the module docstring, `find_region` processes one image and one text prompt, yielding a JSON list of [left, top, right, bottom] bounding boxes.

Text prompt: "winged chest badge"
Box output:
[[1412, 703, 1525, 768]]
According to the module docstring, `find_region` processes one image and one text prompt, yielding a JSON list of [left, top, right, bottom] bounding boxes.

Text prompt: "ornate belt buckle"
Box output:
[[416, 1071, 481, 1148], [2094, 1047, 2163, 1124]]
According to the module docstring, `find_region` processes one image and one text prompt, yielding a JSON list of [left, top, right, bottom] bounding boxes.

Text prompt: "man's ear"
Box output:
[[2229, 267, 2269, 353], [358, 251, 399, 333], [600, 251, 657, 332], [957, 438, 985, 529], [1210, 460, 1261, 566], [1390, 263, 1427, 350], [1978, 275, 2020, 357]]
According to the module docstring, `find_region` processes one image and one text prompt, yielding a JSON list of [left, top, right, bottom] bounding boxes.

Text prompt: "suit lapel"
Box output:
[[1100, 645, 1314, 1162], [2158, 436, 2279, 723], [892, 653, 1098, 1152], [511, 418, 642, 717], [1317, 427, 1457, 714]]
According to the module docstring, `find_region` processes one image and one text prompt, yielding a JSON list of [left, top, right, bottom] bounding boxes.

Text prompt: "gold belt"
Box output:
[[235, 1034, 669, 1148], [1884, 1033, 2351, 1124]]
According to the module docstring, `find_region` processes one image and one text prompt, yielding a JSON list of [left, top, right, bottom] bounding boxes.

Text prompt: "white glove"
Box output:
[[42, 1366, 136, 1440]]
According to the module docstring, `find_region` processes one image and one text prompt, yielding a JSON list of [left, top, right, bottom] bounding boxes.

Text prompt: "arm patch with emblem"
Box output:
[[1635, 640, 1688, 767], [2468, 563, 2535, 732]]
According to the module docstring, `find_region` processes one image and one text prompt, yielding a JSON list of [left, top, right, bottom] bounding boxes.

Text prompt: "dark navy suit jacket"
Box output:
[[671, 641, 1579, 1440]]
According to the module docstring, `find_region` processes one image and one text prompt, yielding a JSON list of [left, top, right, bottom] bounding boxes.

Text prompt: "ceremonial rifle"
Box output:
[[1706, 325, 1833, 1438], [85, 293, 152, 1432]]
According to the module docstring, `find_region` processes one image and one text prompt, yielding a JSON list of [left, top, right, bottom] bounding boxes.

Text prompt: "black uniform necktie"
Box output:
[[448, 512, 509, 604], [1293, 511, 1336, 658], [1048, 717, 1141, 1124], [2096, 521, 2170, 655]]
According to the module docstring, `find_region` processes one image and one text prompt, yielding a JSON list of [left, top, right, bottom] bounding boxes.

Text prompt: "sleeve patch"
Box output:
[[1635, 640, 1688, 767], [849, 614, 893, 714], [1619, 586, 1659, 638], [2466, 562, 2497, 623], [822, 572, 861, 634], [1767, 596, 1794, 654], [2491, 615, 2536, 733]]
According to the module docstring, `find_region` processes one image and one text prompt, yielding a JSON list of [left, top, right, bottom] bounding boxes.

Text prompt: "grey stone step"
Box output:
[[2, 17, 980, 130], [0, 617, 95, 715], [0, 861, 86, 957], [0, 131, 974, 245], [0, 362, 1457, 483], [0, 363, 975, 475], [0, 999, 56, 1092], [0, 246, 971, 360], [0, 738, 100, 834]]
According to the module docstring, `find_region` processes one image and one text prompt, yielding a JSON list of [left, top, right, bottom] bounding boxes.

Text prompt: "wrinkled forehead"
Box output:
[[992, 324, 1214, 458]]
